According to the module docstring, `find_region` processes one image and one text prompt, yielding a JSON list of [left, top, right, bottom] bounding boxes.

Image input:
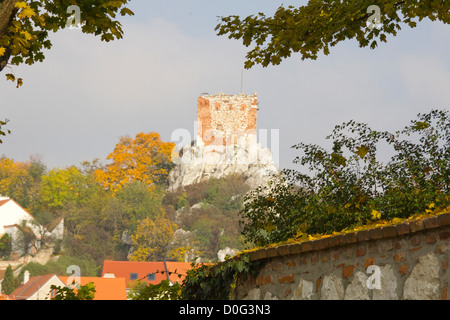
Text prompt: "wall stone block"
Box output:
[[403, 253, 440, 300], [234, 213, 450, 300], [344, 271, 370, 300], [372, 264, 398, 300], [321, 274, 344, 300]]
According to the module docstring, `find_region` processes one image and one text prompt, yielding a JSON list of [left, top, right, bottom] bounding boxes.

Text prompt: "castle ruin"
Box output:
[[168, 92, 278, 190], [197, 92, 257, 148]]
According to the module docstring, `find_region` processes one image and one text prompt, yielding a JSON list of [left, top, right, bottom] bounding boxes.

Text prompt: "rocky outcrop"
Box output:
[[168, 142, 278, 191], [217, 247, 238, 262]]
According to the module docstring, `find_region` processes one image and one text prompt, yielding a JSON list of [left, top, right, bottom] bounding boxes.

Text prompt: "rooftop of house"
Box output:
[[0, 196, 63, 234], [9, 273, 61, 300], [59, 276, 127, 300], [0, 292, 14, 300], [102, 260, 196, 286]]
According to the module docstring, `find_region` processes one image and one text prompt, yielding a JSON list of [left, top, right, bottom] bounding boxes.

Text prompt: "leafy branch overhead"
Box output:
[[215, 0, 450, 68], [240, 109, 449, 246], [0, 118, 11, 143], [0, 0, 134, 77]]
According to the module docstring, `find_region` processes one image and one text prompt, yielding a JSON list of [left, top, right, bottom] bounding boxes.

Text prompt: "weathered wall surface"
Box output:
[[234, 213, 450, 300], [197, 92, 257, 147]]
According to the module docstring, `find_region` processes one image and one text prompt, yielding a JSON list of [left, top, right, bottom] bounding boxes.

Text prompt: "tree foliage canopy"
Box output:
[[130, 216, 178, 262], [95, 132, 176, 193], [215, 0, 450, 69], [241, 109, 449, 246], [50, 282, 96, 300], [0, 0, 134, 77]]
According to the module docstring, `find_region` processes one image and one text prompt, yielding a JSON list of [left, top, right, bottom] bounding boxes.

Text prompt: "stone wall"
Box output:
[[234, 213, 450, 300], [197, 92, 257, 147]]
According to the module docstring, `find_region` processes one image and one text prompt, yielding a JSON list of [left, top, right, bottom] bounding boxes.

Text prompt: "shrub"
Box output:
[[240, 109, 449, 246], [0, 233, 12, 259]]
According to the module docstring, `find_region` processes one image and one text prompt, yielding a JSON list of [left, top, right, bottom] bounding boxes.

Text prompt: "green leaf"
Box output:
[[120, 8, 134, 16], [413, 121, 430, 130], [331, 153, 347, 167], [355, 145, 369, 159]]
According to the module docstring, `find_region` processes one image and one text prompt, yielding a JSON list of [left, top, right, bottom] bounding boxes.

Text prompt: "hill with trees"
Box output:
[[0, 130, 256, 294]]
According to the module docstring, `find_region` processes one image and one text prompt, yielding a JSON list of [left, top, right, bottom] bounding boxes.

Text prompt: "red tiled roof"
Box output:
[[59, 276, 127, 300], [101, 260, 198, 287], [9, 274, 60, 300], [0, 199, 11, 207], [166, 261, 196, 283], [0, 293, 14, 300]]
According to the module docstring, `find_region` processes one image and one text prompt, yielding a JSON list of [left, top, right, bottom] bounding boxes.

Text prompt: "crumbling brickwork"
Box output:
[[197, 92, 257, 147]]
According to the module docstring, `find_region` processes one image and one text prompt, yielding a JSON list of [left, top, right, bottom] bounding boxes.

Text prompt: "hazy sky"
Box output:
[[1, 1, 449, 172]]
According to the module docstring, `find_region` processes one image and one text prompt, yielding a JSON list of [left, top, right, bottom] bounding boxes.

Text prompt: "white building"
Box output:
[[9, 272, 66, 300], [0, 196, 63, 256]]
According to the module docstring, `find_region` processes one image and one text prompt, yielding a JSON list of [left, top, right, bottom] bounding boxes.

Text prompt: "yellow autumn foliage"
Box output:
[[130, 217, 177, 262], [95, 132, 175, 192]]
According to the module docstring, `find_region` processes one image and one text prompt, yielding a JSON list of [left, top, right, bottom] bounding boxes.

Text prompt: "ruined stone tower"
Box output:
[[168, 92, 278, 191], [197, 92, 258, 148]]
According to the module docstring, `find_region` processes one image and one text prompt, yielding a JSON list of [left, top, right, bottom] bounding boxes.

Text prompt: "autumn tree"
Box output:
[[215, 0, 450, 69], [95, 132, 176, 192], [130, 216, 178, 262], [40, 166, 92, 215], [0, 156, 45, 212], [0, 0, 134, 86]]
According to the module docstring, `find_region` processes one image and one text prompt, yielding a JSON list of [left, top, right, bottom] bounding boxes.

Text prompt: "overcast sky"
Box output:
[[1, 0, 449, 172]]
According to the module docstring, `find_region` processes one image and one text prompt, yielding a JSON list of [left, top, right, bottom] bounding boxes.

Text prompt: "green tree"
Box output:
[[0, 233, 11, 258], [63, 224, 116, 267], [0, 156, 46, 212], [40, 166, 84, 212], [1, 264, 16, 295], [215, 1, 450, 69], [19, 255, 98, 278], [39, 165, 102, 217], [163, 175, 249, 261], [50, 282, 96, 300], [114, 181, 166, 233], [129, 279, 181, 300], [240, 109, 449, 246]]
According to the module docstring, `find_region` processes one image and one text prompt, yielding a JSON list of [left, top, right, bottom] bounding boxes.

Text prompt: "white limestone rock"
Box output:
[[403, 252, 440, 300], [168, 143, 278, 191], [217, 247, 238, 262], [344, 271, 370, 300], [321, 274, 344, 300], [244, 288, 261, 300], [292, 278, 314, 300], [263, 291, 279, 300], [372, 264, 398, 300]]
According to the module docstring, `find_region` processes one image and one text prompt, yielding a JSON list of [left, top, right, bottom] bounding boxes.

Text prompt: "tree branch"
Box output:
[[0, 0, 17, 72]]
